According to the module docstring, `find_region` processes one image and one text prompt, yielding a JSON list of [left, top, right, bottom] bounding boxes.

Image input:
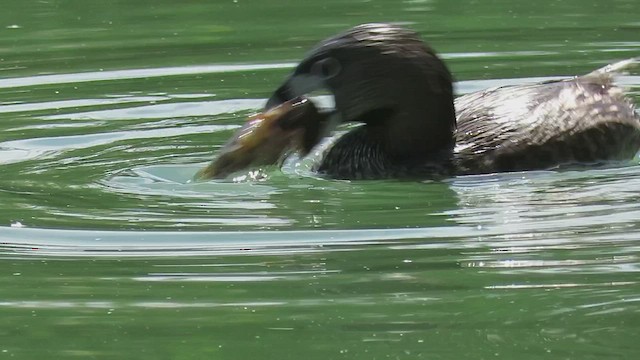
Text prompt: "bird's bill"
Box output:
[[265, 74, 326, 109]]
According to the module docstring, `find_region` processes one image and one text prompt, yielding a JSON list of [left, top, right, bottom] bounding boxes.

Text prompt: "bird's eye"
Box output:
[[310, 57, 341, 79]]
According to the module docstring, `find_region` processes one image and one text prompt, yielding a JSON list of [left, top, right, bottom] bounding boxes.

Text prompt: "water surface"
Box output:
[[1, 0, 640, 358]]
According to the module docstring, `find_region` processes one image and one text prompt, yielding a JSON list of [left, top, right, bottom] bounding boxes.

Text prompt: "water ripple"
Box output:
[[0, 63, 297, 89]]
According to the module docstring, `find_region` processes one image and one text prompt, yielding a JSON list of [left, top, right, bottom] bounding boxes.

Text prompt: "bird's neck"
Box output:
[[318, 124, 454, 180], [377, 93, 457, 161]]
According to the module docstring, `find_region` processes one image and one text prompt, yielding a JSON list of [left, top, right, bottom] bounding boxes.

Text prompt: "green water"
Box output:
[[2, 0, 640, 359]]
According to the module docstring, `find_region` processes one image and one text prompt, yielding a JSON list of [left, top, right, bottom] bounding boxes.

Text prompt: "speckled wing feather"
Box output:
[[453, 72, 640, 174]]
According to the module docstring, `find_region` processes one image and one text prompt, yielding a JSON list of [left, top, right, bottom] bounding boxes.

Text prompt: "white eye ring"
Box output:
[[310, 57, 342, 79]]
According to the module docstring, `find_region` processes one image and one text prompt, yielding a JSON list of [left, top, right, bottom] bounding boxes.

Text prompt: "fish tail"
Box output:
[[586, 57, 640, 77], [580, 57, 639, 90]]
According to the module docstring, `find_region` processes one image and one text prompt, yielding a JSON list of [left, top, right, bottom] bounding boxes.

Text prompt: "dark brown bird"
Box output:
[[201, 23, 640, 180], [265, 23, 640, 179]]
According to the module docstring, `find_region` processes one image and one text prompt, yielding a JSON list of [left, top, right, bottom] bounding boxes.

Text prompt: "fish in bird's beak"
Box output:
[[195, 97, 326, 180]]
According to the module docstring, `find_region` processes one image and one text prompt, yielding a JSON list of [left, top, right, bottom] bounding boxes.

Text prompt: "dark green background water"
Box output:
[[1, 0, 639, 359]]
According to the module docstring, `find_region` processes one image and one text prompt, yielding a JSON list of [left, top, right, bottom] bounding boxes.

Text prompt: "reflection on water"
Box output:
[[0, 63, 297, 89], [1, 0, 640, 358]]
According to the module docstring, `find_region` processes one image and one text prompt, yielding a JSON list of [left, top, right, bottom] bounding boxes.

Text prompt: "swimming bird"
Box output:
[[200, 23, 640, 180]]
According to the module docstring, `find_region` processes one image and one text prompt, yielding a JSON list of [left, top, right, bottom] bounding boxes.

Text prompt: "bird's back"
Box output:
[[454, 60, 640, 174]]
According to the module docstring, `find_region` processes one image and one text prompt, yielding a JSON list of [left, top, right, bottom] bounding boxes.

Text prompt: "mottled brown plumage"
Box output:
[[454, 73, 640, 174]]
